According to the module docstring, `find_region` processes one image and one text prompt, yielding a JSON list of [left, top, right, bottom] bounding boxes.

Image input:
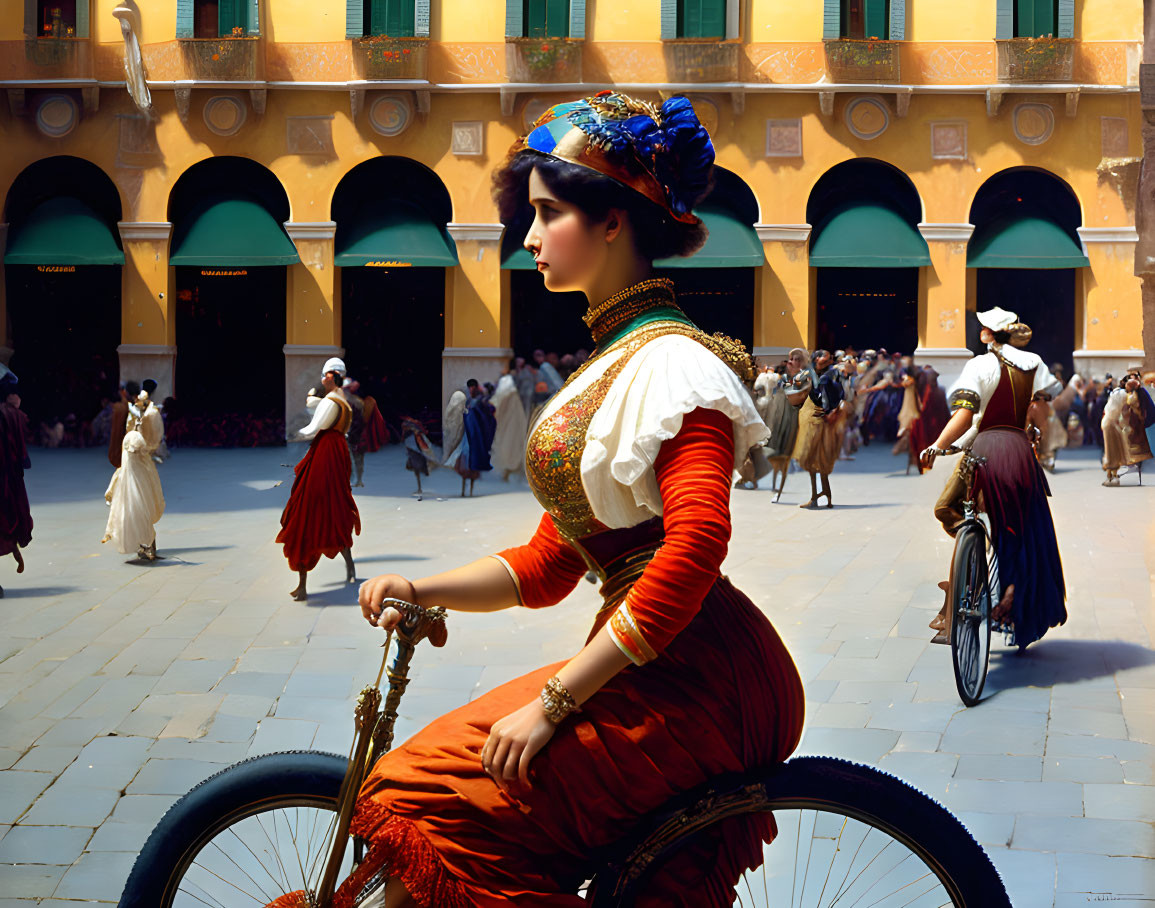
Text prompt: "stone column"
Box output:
[[0, 224, 11, 366], [1076, 226, 1145, 378], [1136, 10, 1155, 372], [284, 222, 340, 438], [442, 224, 510, 408], [753, 224, 812, 366], [117, 222, 176, 399], [915, 223, 976, 388]]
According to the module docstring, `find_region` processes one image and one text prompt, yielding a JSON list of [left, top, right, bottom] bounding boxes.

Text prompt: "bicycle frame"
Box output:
[[315, 599, 447, 907]]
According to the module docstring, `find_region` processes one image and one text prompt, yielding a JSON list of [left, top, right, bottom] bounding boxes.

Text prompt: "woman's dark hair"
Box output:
[[142, 379, 158, 396], [492, 151, 710, 262], [992, 329, 1012, 345]]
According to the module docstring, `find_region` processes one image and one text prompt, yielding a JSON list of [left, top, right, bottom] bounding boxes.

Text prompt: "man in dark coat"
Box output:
[[0, 366, 32, 597]]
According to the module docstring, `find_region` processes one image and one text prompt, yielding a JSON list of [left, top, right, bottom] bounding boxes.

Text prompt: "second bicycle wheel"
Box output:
[[592, 756, 1009, 908], [950, 524, 992, 706], [119, 750, 364, 908]]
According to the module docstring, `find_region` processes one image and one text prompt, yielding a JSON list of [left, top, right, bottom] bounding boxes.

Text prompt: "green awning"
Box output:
[[810, 204, 931, 268], [4, 197, 124, 265], [967, 215, 1089, 269], [335, 200, 458, 267], [501, 207, 764, 270], [170, 197, 300, 267], [654, 207, 764, 269]]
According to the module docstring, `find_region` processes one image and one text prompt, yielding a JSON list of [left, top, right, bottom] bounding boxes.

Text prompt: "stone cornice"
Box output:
[[1076, 226, 1139, 244], [284, 221, 337, 241], [118, 221, 173, 241], [755, 224, 811, 242], [918, 223, 975, 242], [447, 223, 504, 242]]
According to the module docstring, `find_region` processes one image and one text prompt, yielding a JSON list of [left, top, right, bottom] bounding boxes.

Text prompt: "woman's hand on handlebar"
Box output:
[[358, 573, 417, 630]]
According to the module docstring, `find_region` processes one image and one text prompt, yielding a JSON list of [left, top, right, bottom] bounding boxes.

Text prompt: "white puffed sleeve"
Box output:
[[299, 397, 339, 437], [581, 334, 768, 528]]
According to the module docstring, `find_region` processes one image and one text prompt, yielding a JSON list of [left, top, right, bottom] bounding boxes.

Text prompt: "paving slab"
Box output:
[[0, 443, 1151, 903]]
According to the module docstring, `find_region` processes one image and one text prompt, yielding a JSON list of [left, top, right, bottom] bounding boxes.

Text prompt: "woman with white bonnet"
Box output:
[[103, 379, 165, 561]]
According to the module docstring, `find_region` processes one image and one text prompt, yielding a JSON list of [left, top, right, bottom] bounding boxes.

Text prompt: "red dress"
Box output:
[[335, 303, 805, 907], [0, 402, 32, 558], [276, 394, 361, 571]]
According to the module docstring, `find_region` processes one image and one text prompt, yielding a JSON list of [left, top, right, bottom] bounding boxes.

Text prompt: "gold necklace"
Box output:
[[582, 278, 681, 345]]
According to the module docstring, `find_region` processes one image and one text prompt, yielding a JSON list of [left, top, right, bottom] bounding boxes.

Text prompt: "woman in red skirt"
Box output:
[[277, 357, 360, 601], [340, 93, 805, 907]]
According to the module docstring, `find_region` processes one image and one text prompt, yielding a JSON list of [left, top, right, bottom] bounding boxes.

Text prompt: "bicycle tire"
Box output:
[[591, 756, 1009, 908], [951, 525, 992, 707], [119, 750, 349, 908]]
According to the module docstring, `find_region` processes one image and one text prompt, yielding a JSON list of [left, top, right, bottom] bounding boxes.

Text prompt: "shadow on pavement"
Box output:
[[301, 585, 360, 607], [159, 545, 235, 555], [354, 554, 430, 564], [0, 585, 79, 598], [986, 638, 1155, 694]]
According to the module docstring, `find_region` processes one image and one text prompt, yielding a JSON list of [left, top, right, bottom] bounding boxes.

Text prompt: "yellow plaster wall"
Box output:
[[1082, 243, 1144, 350], [588, 1, 662, 42], [267, 0, 346, 43], [120, 239, 173, 346], [907, 1, 995, 42], [760, 240, 811, 350], [920, 239, 969, 349], [433, 0, 505, 43], [1078, 0, 1143, 41]]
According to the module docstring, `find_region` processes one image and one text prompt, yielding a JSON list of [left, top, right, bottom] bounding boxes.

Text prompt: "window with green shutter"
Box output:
[[841, 0, 889, 39], [31, 0, 88, 37], [184, 0, 256, 38], [677, 0, 725, 38], [524, 0, 569, 38], [369, 0, 415, 36], [1014, 0, 1058, 37]]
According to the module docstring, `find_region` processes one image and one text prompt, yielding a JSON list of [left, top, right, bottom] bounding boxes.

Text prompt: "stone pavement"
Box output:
[[0, 441, 1152, 907]]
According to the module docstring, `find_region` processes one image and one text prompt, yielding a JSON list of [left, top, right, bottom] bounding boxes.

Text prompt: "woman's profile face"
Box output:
[[524, 168, 608, 293]]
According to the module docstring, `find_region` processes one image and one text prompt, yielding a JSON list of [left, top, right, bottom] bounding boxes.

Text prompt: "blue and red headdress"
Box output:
[[508, 91, 715, 225]]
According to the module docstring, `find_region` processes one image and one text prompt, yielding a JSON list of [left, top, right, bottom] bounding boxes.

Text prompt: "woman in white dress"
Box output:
[[103, 379, 165, 560]]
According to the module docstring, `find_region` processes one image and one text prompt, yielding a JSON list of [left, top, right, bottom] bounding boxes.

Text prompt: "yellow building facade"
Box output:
[[0, 0, 1144, 437]]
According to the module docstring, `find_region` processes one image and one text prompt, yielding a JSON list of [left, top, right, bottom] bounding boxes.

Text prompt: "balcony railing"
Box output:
[[823, 39, 900, 83], [663, 40, 740, 82], [995, 37, 1075, 83], [178, 36, 263, 81], [352, 36, 429, 80], [506, 37, 582, 83], [23, 38, 92, 78]]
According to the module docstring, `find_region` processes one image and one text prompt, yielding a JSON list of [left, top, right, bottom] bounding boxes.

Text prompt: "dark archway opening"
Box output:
[[333, 157, 453, 440], [4, 156, 123, 443], [808, 159, 924, 354], [167, 157, 291, 445], [968, 168, 1081, 378], [816, 268, 918, 354], [341, 267, 445, 438]]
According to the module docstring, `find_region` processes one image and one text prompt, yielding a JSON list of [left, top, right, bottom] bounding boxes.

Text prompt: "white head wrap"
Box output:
[[323, 357, 346, 377], [976, 307, 1018, 332]]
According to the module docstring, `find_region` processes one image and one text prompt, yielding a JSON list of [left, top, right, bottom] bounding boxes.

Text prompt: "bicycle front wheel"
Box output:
[[119, 750, 358, 908], [593, 757, 1009, 908], [950, 525, 992, 706]]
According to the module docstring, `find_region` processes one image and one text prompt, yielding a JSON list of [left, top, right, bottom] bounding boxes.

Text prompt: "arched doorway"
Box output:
[[3, 156, 123, 440], [808, 160, 927, 355], [333, 158, 456, 437], [967, 168, 1084, 377], [168, 157, 298, 445], [500, 167, 762, 357]]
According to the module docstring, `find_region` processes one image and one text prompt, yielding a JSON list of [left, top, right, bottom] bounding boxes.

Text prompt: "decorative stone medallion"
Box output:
[[1012, 103, 1054, 146], [930, 122, 967, 160], [35, 94, 79, 138], [451, 121, 484, 156], [765, 118, 802, 157], [687, 95, 719, 137], [844, 97, 889, 141], [203, 95, 247, 136], [369, 93, 412, 137]]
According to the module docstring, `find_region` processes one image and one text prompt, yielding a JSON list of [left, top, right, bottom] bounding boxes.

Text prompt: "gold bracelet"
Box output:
[[540, 675, 581, 725]]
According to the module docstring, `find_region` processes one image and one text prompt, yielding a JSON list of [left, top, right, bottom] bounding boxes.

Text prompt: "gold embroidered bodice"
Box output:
[[525, 288, 755, 541]]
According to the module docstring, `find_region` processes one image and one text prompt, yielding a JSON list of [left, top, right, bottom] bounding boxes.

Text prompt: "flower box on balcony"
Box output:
[[353, 37, 429, 81], [506, 37, 582, 83], [824, 39, 900, 83], [24, 38, 92, 78], [663, 40, 740, 83], [995, 38, 1075, 83], [178, 36, 263, 81]]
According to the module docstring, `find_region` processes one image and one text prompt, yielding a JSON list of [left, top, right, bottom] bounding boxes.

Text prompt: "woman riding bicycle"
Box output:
[[339, 93, 805, 907], [920, 307, 1066, 649]]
